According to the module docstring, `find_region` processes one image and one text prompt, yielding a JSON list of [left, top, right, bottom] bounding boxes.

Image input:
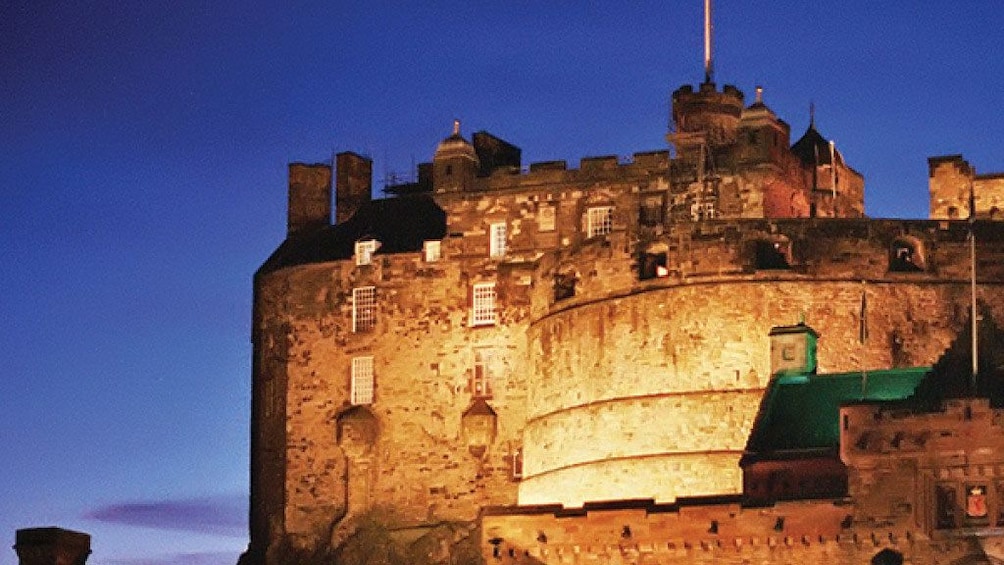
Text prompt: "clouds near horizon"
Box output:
[[85, 493, 246, 538]]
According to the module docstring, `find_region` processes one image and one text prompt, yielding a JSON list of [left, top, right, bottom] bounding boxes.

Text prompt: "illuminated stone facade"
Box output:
[[241, 75, 1004, 564]]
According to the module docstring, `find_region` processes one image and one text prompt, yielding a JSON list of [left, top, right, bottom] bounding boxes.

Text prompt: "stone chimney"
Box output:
[[335, 152, 372, 225], [14, 527, 91, 565], [287, 162, 332, 237]]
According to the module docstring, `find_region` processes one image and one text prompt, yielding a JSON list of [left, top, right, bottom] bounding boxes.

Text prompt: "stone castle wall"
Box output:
[[255, 253, 532, 553], [481, 500, 997, 565], [254, 210, 1004, 558]]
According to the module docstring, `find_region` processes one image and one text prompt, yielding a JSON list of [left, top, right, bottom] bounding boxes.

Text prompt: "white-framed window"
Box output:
[[423, 240, 442, 262], [473, 347, 497, 398], [352, 286, 376, 332], [355, 239, 379, 266], [586, 206, 613, 238], [471, 282, 497, 326], [489, 222, 507, 259], [350, 356, 374, 405]]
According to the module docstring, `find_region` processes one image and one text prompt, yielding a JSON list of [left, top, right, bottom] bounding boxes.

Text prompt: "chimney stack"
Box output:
[[287, 163, 332, 237], [14, 527, 91, 565], [335, 152, 372, 225]]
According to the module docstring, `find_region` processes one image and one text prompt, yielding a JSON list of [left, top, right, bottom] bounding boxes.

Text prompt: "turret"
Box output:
[[790, 113, 865, 218], [669, 82, 745, 156], [433, 120, 479, 192]]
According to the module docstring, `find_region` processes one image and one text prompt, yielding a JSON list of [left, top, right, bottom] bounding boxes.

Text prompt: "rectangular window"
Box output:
[[473, 347, 497, 398], [352, 286, 376, 332], [350, 356, 374, 405], [423, 240, 442, 262], [538, 204, 556, 232], [489, 222, 506, 258], [355, 239, 378, 266], [586, 206, 613, 238], [471, 282, 497, 326]]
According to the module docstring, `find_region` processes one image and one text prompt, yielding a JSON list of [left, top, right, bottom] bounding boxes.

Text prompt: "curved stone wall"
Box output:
[[520, 277, 1004, 506]]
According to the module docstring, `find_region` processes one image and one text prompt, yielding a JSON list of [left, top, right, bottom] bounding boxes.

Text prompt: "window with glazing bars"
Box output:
[[586, 206, 613, 238], [352, 286, 376, 332], [471, 283, 497, 326], [350, 356, 374, 405]]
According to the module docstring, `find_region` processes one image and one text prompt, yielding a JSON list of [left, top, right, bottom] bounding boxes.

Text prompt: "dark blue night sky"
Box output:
[[3, 2, 1003, 563]]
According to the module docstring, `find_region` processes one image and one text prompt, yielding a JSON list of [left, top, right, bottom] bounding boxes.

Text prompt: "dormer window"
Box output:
[[355, 239, 379, 266]]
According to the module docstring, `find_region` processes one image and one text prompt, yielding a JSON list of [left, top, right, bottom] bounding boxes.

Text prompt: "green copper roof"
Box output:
[[743, 367, 928, 459]]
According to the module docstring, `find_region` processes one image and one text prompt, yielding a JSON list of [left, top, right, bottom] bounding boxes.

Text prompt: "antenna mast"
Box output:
[[704, 0, 714, 83]]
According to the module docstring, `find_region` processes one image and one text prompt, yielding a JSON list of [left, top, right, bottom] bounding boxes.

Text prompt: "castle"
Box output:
[[240, 13, 1004, 565]]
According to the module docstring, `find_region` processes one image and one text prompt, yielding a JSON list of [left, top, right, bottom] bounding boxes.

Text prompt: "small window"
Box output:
[[472, 347, 497, 398], [553, 272, 577, 302], [889, 237, 925, 272], [782, 344, 796, 361], [639, 197, 664, 226], [510, 446, 523, 480], [586, 206, 613, 238], [471, 282, 497, 326], [538, 204, 556, 232], [489, 222, 506, 259], [424, 240, 442, 262], [691, 200, 716, 221], [350, 356, 374, 405], [640, 252, 669, 280], [352, 286, 376, 332], [355, 239, 379, 266], [755, 239, 791, 270]]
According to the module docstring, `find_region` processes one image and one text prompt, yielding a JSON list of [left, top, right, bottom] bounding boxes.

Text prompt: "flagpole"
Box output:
[[829, 140, 837, 216], [704, 0, 713, 83]]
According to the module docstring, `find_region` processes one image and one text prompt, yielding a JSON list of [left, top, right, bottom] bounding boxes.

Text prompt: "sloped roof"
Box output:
[[742, 367, 928, 464], [257, 195, 446, 276], [790, 124, 844, 168], [743, 308, 1004, 465]]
